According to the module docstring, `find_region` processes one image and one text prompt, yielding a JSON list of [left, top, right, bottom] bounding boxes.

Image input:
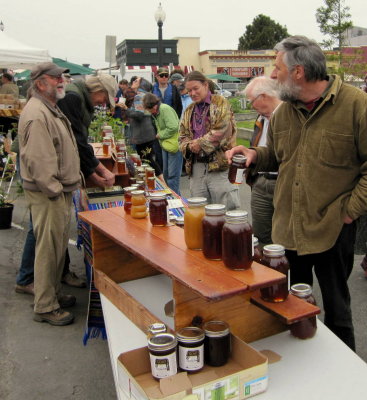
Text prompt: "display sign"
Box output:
[[217, 66, 264, 78], [105, 35, 117, 63]]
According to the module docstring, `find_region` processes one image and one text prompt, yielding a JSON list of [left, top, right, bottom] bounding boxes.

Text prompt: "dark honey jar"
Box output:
[[222, 211, 253, 270], [149, 193, 168, 226], [203, 321, 231, 367], [177, 327, 205, 372], [253, 236, 262, 263], [228, 154, 247, 184], [290, 283, 317, 339], [260, 244, 289, 302], [202, 204, 226, 260], [147, 333, 177, 379], [123, 186, 136, 214]]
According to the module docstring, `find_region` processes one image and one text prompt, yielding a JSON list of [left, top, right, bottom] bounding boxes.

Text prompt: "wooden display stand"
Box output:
[[79, 207, 320, 343]]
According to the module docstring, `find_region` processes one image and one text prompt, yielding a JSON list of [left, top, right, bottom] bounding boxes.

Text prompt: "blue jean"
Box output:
[[162, 149, 183, 195]]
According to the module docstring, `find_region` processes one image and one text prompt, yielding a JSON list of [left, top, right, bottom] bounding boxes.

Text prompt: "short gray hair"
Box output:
[[244, 76, 278, 98], [274, 35, 327, 82]]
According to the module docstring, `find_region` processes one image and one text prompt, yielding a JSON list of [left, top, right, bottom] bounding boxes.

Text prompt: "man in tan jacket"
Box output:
[[19, 62, 81, 326]]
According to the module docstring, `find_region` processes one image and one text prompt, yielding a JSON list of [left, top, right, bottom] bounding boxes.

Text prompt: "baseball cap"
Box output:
[[157, 67, 169, 75], [169, 73, 184, 83], [97, 73, 119, 106], [30, 62, 69, 81]]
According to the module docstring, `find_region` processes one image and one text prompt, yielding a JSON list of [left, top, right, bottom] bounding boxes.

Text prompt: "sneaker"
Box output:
[[15, 282, 34, 296], [58, 294, 76, 308], [33, 308, 74, 326], [61, 271, 86, 288]]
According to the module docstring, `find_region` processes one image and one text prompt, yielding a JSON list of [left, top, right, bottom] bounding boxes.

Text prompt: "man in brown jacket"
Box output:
[[227, 36, 367, 350], [19, 62, 81, 326]]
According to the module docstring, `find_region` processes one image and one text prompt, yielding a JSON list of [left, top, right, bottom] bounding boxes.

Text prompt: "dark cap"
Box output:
[[30, 62, 69, 81], [157, 67, 169, 75]]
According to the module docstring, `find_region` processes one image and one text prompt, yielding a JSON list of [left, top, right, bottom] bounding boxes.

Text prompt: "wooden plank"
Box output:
[[173, 280, 287, 343], [94, 269, 168, 334], [250, 292, 321, 325], [80, 209, 248, 300], [91, 227, 159, 283]]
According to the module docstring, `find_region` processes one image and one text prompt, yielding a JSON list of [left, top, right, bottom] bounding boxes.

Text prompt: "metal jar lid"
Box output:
[[187, 197, 207, 207], [149, 192, 166, 200], [225, 210, 248, 223], [232, 154, 247, 164], [203, 321, 230, 338], [263, 244, 285, 256], [176, 327, 205, 343], [123, 186, 136, 193], [148, 322, 167, 336], [253, 236, 259, 246], [290, 283, 312, 298], [205, 204, 226, 216], [131, 190, 145, 196], [148, 333, 177, 352]]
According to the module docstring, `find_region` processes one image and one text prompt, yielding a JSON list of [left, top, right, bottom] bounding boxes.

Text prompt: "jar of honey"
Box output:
[[177, 327, 205, 372], [145, 167, 155, 180], [202, 204, 226, 260], [102, 137, 111, 156], [131, 190, 147, 219], [184, 197, 207, 250], [228, 154, 247, 184], [136, 180, 145, 191], [253, 236, 262, 263], [222, 211, 253, 270], [131, 153, 142, 166], [203, 321, 231, 367], [123, 186, 135, 214], [116, 139, 126, 154], [149, 193, 168, 226], [117, 156, 126, 174], [147, 176, 156, 190], [102, 125, 112, 137], [260, 244, 289, 302], [148, 333, 177, 379], [290, 283, 317, 339]]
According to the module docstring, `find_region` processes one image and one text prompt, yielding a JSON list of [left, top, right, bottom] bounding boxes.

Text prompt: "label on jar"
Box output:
[[178, 344, 204, 370], [149, 352, 177, 379], [235, 168, 246, 184]]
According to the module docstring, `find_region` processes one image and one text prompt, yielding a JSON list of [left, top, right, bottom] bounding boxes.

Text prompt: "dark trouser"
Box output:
[[136, 140, 162, 176], [286, 222, 356, 351], [152, 139, 163, 171]]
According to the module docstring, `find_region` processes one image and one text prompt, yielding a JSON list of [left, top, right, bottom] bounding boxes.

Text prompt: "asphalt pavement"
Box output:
[[0, 176, 366, 400]]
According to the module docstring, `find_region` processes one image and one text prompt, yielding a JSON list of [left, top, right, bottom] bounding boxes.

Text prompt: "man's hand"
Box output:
[[225, 145, 258, 167], [93, 163, 115, 187], [189, 139, 201, 154]]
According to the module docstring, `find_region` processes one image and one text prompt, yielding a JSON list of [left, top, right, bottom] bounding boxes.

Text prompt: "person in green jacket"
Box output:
[[143, 93, 182, 195]]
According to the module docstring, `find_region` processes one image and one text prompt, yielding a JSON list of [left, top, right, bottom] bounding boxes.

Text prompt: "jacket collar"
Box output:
[[32, 91, 65, 118]]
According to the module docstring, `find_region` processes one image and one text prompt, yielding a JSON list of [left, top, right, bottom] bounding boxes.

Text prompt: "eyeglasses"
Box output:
[[158, 73, 169, 78], [248, 93, 263, 106]]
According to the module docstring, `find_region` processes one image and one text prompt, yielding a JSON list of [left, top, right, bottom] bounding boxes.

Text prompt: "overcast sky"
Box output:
[[1, 0, 365, 69]]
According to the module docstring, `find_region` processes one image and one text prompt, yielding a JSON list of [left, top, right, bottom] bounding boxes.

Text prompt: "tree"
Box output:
[[238, 14, 289, 51], [316, 0, 353, 50]]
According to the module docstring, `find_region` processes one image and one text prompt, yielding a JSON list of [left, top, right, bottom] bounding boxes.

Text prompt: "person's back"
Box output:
[[0, 73, 19, 98]]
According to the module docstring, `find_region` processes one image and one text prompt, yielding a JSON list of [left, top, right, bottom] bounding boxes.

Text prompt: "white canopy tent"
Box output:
[[0, 31, 51, 69]]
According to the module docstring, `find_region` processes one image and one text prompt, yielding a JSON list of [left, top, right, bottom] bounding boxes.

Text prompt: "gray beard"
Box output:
[[276, 80, 302, 102]]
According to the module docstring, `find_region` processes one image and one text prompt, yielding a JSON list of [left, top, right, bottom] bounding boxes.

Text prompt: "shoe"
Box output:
[[61, 271, 86, 288], [33, 308, 74, 326], [15, 282, 34, 296], [58, 294, 76, 308]]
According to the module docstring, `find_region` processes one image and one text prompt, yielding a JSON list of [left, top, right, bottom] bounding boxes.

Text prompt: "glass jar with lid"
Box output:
[[147, 333, 177, 379], [123, 186, 136, 214], [290, 283, 317, 339], [203, 320, 231, 367], [202, 204, 226, 260], [117, 156, 126, 174], [131, 190, 147, 219], [177, 327, 205, 372], [149, 193, 168, 226], [253, 236, 262, 263], [222, 210, 253, 270], [260, 244, 289, 302], [228, 154, 247, 184], [184, 197, 207, 250]]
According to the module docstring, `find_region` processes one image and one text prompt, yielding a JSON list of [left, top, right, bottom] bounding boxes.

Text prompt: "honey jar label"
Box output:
[[235, 168, 245, 184], [149, 353, 177, 379], [178, 344, 204, 370]]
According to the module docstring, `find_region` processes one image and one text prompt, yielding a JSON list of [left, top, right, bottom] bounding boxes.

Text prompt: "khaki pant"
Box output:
[[24, 190, 72, 313]]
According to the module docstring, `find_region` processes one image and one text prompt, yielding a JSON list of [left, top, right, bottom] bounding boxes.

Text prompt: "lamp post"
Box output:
[[154, 3, 166, 68], [0, 21, 4, 32]]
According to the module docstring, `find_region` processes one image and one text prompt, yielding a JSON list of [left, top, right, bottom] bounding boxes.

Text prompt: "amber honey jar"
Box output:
[[260, 244, 289, 302], [202, 204, 226, 260], [102, 137, 111, 156], [136, 180, 145, 190], [123, 186, 135, 214], [177, 327, 205, 372], [203, 321, 231, 367], [149, 193, 168, 226], [117, 156, 126, 174], [222, 211, 253, 270], [116, 139, 126, 154], [102, 125, 112, 137], [131, 190, 147, 219], [147, 176, 156, 190], [148, 333, 177, 379], [145, 167, 155, 180], [253, 236, 262, 263], [228, 154, 247, 184], [290, 283, 317, 339], [184, 197, 207, 250]]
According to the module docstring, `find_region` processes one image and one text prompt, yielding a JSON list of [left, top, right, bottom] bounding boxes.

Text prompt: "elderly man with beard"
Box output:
[[226, 36, 367, 350], [19, 62, 81, 326]]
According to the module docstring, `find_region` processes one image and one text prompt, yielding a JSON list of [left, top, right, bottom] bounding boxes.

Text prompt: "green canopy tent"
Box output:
[[15, 57, 95, 80], [206, 73, 241, 82]]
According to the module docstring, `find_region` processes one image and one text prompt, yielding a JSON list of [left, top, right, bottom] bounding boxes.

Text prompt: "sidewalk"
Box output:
[[1, 177, 366, 400]]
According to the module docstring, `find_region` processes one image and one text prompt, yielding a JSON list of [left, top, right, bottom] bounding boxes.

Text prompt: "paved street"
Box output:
[[0, 176, 366, 399]]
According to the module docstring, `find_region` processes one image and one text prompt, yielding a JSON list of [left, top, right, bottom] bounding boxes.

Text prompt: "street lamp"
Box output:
[[0, 21, 4, 32], [154, 3, 166, 68]]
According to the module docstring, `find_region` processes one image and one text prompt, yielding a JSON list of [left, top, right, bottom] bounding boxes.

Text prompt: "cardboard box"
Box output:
[[117, 335, 268, 400]]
